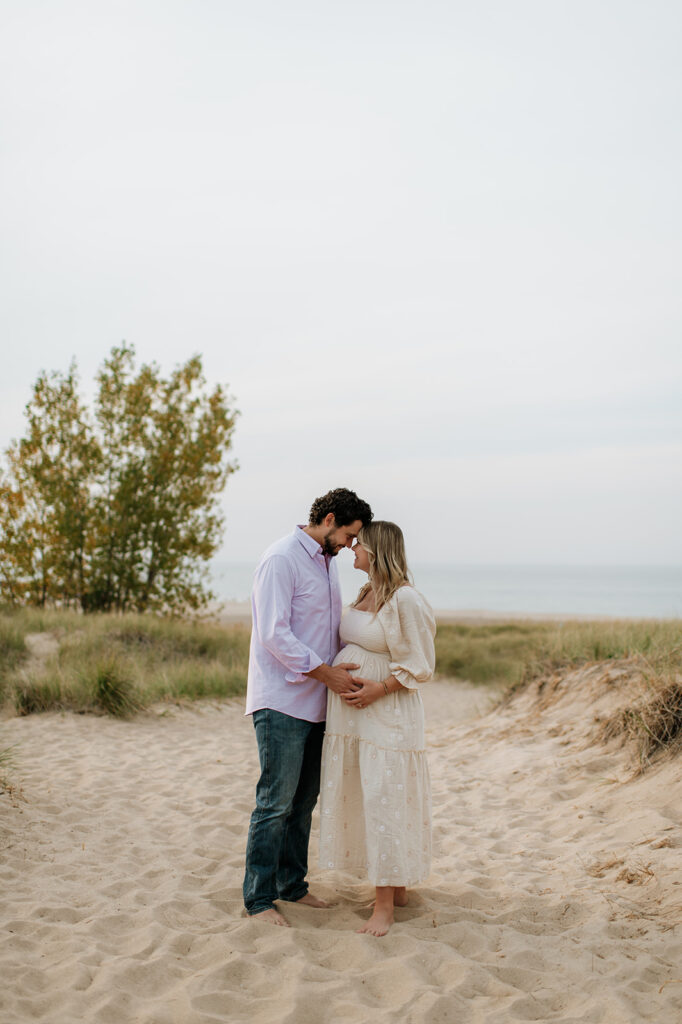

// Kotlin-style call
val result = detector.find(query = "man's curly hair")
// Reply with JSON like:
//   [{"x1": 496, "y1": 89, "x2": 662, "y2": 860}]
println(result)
[{"x1": 308, "y1": 488, "x2": 373, "y2": 528}]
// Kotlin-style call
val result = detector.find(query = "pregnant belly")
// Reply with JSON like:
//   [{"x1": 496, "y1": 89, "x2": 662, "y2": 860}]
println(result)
[{"x1": 332, "y1": 642, "x2": 390, "y2": 683}]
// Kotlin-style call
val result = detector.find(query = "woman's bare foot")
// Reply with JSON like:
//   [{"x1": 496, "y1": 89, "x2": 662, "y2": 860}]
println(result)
[
  {"x1": 249, "y1": 907, "x2": 289, "y2": 927},
  {"x1": 295, "y1": 892, "x2": 329, "y2": 908},
  {"x1": 357, "y1": 905, "x2": 394, "y2": 936},
  {"x1": 393, "y1": 887, "x2": 408, "y2": 907},
  {"x1": 357, "y1": 886, "x2": 395, "y2": 936}
]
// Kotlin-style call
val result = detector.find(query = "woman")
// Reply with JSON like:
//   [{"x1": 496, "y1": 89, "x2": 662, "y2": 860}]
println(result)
[{"x1": 319, "y1": 521, "x2": 436, "y2": 936}]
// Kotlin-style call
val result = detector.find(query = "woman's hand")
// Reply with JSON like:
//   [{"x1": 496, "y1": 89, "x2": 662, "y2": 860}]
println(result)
[{"x1": 340, "y1": 676, "x2": 384, "y2": 709}]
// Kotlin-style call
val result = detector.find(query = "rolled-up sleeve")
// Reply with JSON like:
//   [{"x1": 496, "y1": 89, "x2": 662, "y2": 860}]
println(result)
[
  {"x1": 379, "y1": 587, "x2": 436, "y2": 690},
  {"x1": 253, "y1": 556, "x2": 324, "y2": 683}
]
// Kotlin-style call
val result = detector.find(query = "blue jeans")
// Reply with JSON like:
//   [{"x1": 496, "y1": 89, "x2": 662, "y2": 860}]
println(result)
[{"x1": 243, "y1": 709, "x2": 325, "y2": 915}]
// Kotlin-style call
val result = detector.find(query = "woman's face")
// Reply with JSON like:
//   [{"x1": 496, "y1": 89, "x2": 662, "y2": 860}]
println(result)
[{"x1": 352, "y1": 540, "x2": 371, "y2": 574}]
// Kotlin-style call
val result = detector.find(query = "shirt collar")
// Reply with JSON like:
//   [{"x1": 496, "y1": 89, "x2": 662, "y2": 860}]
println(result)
[{"x1": 294, "y1": 525, "x2": 323, "y2": 558}]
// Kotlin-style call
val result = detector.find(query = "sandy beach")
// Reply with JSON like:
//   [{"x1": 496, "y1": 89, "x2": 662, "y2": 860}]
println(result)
[{"x1": 2, "y1": 665, "x2": 681, "y2": 1023}]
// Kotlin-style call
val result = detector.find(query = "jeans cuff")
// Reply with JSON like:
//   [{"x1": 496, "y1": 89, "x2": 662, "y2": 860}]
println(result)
[
  {"x1": 277, "y1": 884, "x2": 308, "y2": 903},
  {"x1": 245, "y1": 902, "x2": 277, "y2": 915}
]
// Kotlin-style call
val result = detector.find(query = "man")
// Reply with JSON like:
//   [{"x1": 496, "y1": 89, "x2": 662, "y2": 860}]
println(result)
[{"x1": 243, "y1": 487, "x2": 373, "y2": 926}]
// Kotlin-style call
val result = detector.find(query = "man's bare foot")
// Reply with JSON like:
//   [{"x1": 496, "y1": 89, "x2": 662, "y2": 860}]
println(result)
[
  {"x1": 357, "y1": 906, "x2": 394, "y2": 937},
  {"x1": 393, "y1": 887, "x2": 408, "y2": 907},
  {"x1": 248, "y1": 907, "x2": 289, "y2": 927},
  {"x1": 295, "y1": 892, "x2": 330, "y2": 908}
]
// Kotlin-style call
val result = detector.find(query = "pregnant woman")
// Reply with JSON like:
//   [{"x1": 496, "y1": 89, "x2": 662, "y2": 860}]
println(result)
[{"x1": 319, "y1": 520, "x2": 436, "y2": 936}]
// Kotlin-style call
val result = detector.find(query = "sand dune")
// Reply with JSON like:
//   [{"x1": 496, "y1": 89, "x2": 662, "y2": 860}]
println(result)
[{"x1": 2, "y1": 671, "x2": 681, "y2": 1023}]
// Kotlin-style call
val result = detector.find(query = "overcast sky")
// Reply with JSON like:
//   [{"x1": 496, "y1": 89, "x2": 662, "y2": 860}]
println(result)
[{"x1": 2, "y1": 1, "x2": 681, "y2": 565}]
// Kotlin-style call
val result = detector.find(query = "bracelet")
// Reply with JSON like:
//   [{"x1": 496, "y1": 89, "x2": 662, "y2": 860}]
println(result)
[{"x1": 382, "y1": 680, "x2": 389, "y2": 696}]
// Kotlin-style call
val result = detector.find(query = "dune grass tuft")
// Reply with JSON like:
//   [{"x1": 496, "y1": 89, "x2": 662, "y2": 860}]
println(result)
[
  {"x1": 90, "y1": 657, "x2": 142, "y2": 717},
  {"x1": 600, "y1": 679, "x2": 682, "y2": 769},
  {"x1": 14, "y1": 678, "x2": 65, "y2": 715}
]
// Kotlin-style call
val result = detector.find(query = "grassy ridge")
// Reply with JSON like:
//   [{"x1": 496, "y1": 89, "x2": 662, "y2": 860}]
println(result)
[
  {"x1": 434, "y1": 619, "x2": 682, "y2": 691},
  {"x1": 0, "y1": 608, "x2": 680, "y2": 718},
  {"x1": 436, "y1": 619, "x2": 682, "y2": 769},
  {"x1": 0, "y1": 608, "x2": 250, "y2": 716}
]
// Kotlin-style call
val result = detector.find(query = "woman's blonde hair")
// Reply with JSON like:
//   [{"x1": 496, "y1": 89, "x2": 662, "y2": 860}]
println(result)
[{"x1": 353, "y1": 520, "x2": 412, "y2": 611}]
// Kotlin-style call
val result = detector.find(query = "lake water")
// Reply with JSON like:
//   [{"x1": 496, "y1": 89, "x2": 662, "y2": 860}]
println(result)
[{"x1": 210, "y1": 559, "x2": 682, "y2": 619}]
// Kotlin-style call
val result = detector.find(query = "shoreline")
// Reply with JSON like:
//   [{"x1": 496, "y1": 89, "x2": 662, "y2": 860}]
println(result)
[{"x1": 213, "y1": 600, "x2": 680, "y2": 627}]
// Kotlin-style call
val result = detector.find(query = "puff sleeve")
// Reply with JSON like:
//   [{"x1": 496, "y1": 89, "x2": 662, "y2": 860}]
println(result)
[{"x1": 377, "y1": 586, "x2": 436, "y2": 690}]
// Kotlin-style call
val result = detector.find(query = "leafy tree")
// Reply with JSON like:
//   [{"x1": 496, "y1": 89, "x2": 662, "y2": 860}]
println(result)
[
  {"x1": 0, "y1": 365, "x2": 98, "y2": 608},
  {"x1": 0, "y1": 345, "x2": 238, "y2": 613}
]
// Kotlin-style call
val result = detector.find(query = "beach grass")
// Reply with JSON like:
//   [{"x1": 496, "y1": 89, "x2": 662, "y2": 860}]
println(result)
[
  {"x1": 434, "y1": 618, "x2": 682, "y2": 691},
  {"x1": 600, "y1": 679, "x2": 682, "y2": 768},
  {"x1": 0, "y1": 618, "x2": 28, "y2": 680},
  {"x1": 1, "y1": 608, "x2": 680, "y2": 727},
  {"x1": 0, "y1": 606, "x2": 250, "y2": 716}
]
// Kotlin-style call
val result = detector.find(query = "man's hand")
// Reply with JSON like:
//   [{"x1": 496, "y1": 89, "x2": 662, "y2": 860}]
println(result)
[{"x1": 307, "y1": 662, "x2": 361, "y2": 695}]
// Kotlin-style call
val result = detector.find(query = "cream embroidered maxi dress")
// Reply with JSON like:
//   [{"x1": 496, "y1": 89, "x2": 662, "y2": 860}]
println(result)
[{"x1": 319, "y1": 586, "x2": 436, "y2": 886}]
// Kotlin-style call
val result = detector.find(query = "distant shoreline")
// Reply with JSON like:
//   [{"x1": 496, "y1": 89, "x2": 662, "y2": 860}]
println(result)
[
  {"x1": 212, "y1": 601, "x2": 680, "y2": 627},
  {"x1": 210, "y1": 563, "x2": 682, "y2": 620}
]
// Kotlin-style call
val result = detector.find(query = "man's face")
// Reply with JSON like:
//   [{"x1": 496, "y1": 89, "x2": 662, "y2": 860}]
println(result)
[{"x1": 321, "y1": 518, "x2": 363, "y2": 557}]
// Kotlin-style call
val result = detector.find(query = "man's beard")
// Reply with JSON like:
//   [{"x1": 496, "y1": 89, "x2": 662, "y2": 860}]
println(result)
[{"x1": 321, "y1": 531, "x2": 342, "y2": 556}]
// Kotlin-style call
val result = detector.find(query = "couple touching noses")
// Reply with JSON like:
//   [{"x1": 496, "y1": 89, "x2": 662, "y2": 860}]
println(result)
[{"x1": 243, "y1": 488, "x2": 436, "y2": 936}]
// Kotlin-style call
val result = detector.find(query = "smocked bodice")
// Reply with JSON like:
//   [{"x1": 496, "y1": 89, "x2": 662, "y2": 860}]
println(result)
[{"x1": 339, "y1": 608, "x2": 389, "y2": 656}]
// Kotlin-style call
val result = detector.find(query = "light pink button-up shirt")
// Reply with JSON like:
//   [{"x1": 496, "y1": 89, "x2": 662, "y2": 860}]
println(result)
[{"x1": 245, "y1": 526, "x2": 343, "y2": 722}]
